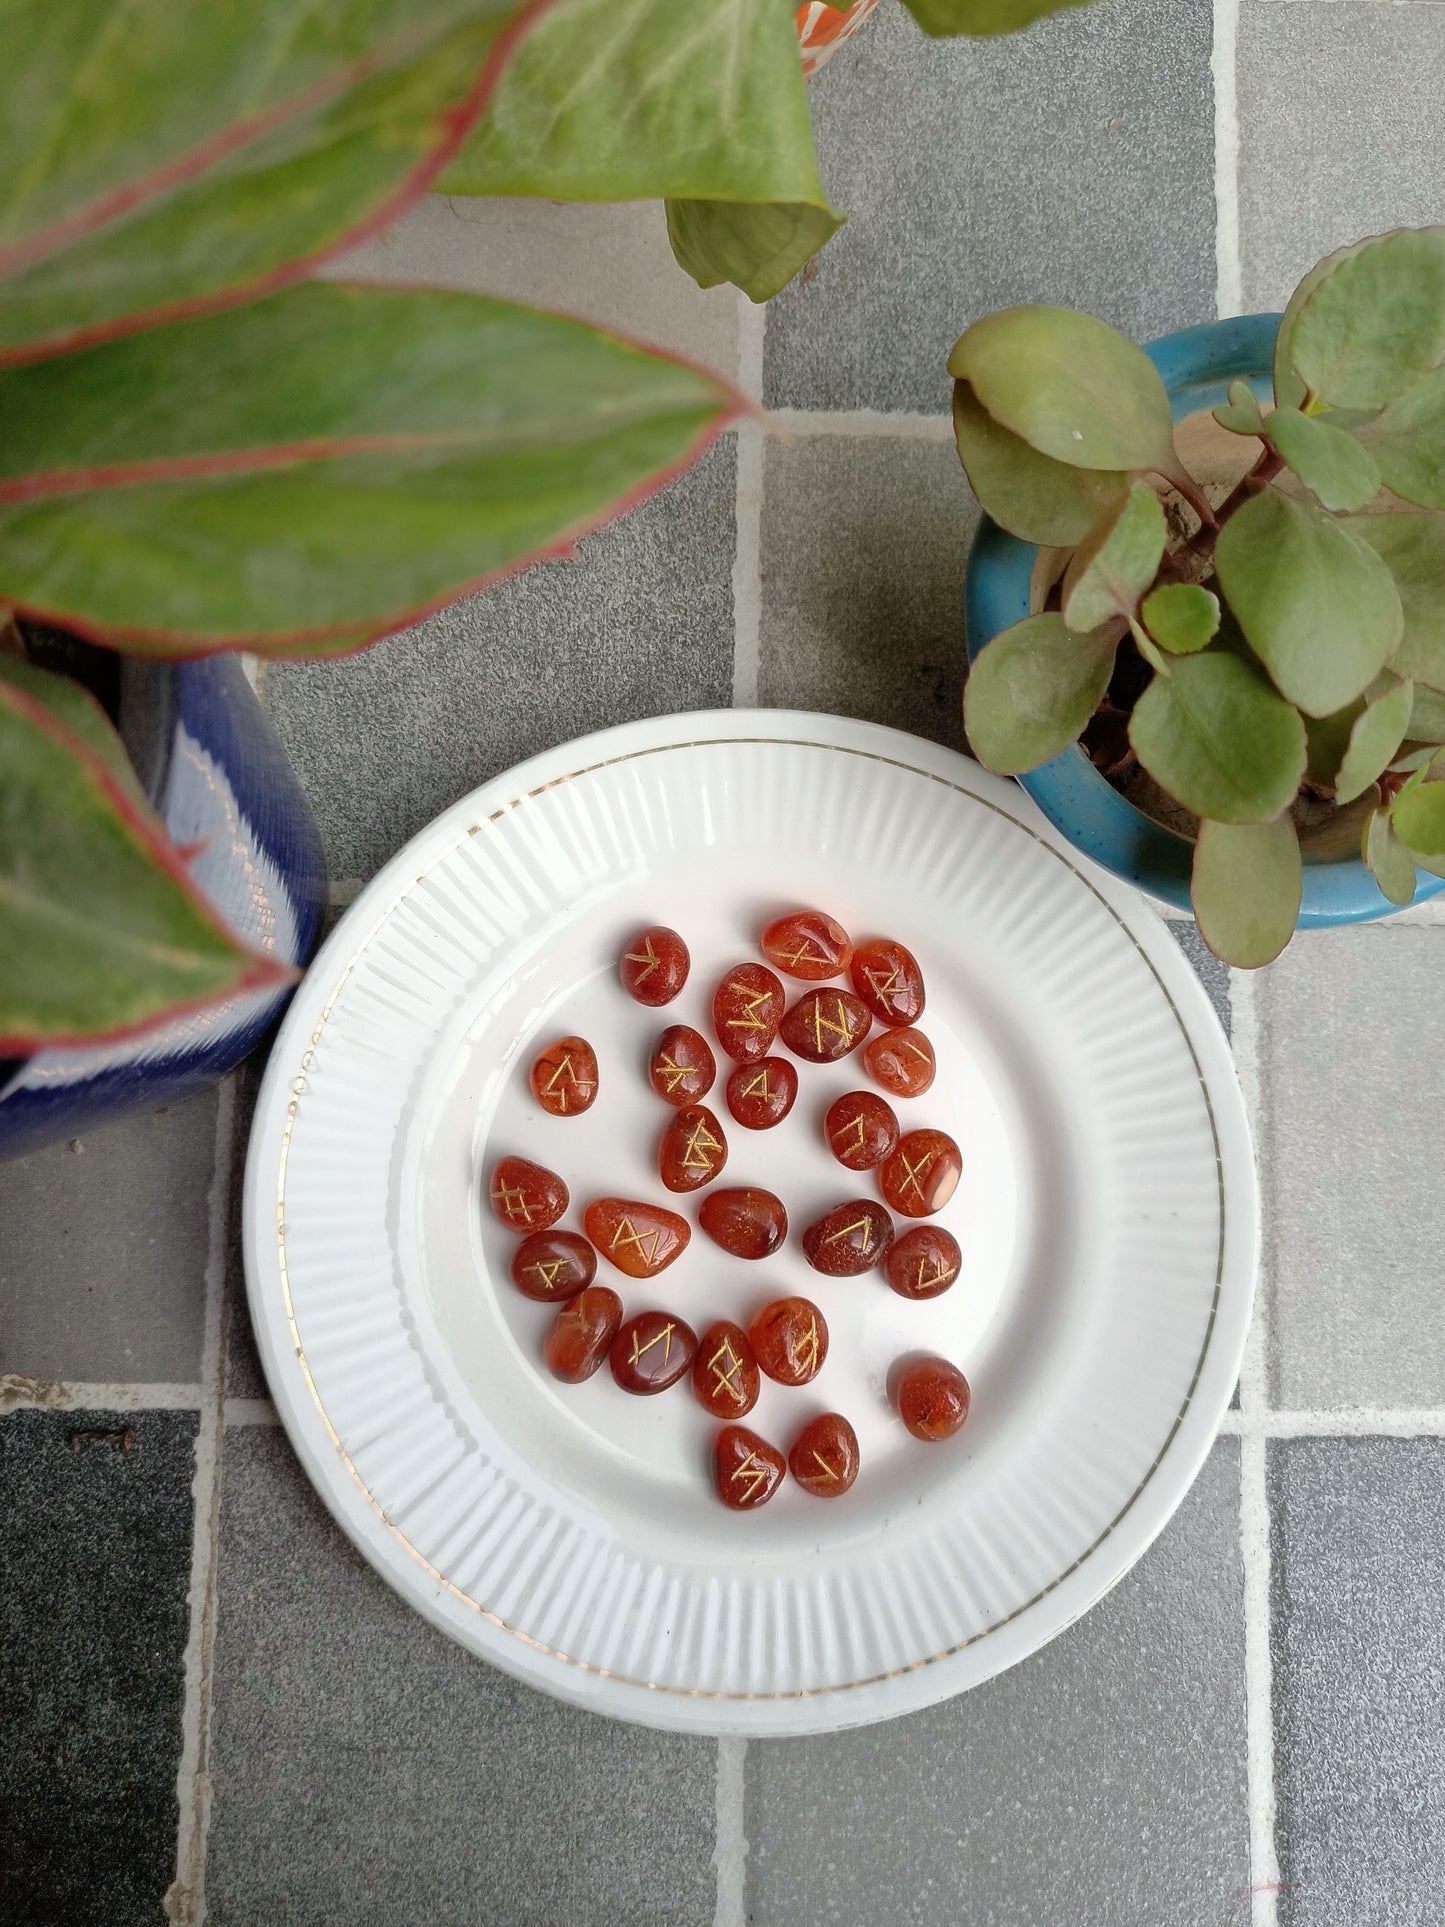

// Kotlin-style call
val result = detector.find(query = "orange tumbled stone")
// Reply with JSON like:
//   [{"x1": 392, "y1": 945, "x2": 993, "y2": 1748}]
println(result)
[
  {"x1": 489, "y1": 1156, "x2": 568, "y2": 1232},
  {"x1": 715, "y1": 1424, "x2": 786, "y2": 1510},
  {"x1": 693, "y1": 1320, "x2": 761, "y2": 1420},
  {"x1": 725, "y1": 1056, "x2": 798, "y2": 1131},
  {"x1": 789, "y1": 1413, "x2": 860, "y2": 1498},
  {"x1": 620, "y1": 925, "x2": 690, "y2": 1006},
  {"x1": 529, "y1": 1035, "x2": 599, "y2": 1117},
  {"x1": 801, "y1": 1200, "x2": 894, "y2": 1276},
  {"x1": 750, "y1": 1296, "x2": 828, "y2": 1386},
  {"x1": 509, "y1": 1229, "x2": 596, "y2": 1303},
  {"x1": 884, "y1": 1224, "x2": 962, "y2": 1301},
  {"x1": 779, "y1": 987, "x2": 871, "y2": 1064},
  {"x1": 583, "y1": 1196, "x2": 690, "y2": 1278},
  {"x1": 609, "y1": 1310, "x2": 698, "y2": 1394},
  {"x1": 850, "y1": 937, "x2": 926, "y2": 1027},
  {"x1": 880, "y1": 1129, "x2": 962, "y2": 1218},
  {"x1": 896, "y1": 1357, "x2": 971, "y2": 1441},
  {"x1": 712, "y1": 962, "x2": 784, "y2": 1063},
  {"x1": 699, "y1": 1186, "x2": 788, "y2": 1260},
  {"x1": 658, "y1": 1105, "x2": 728, "y2": 1193},
  {"x1": 824, "y1": 1090, "x2": 900, "y2": 1171},
  {"x1": 760, "y1": 909, "x2": 853, "y2": 981},
  {"x1": 648, "y1": 1024, "x2": 716, "y2": 1106},
  {"x1": 863, "y1": 1025, "x2": 936, "y2": 1097},
  {"x1": 543, "y1": 1286, "x2": 623, "y2": 1384}
]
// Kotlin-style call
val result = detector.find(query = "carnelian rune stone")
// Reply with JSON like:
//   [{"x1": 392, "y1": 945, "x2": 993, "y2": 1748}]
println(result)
[
  {"x1": 693, "y1": 1319, "x2": 761, "y2": 1420},
  {"x1": 609, "y1": 1310, "x2": 698, "y2": 1394},
  {"x1": 509, "y1": 1228, "x2": 597, "y2": 1303},
  {"x1": 789, "y1": 1412, "x2": 860, "y2": 1498},
  {"x1": 648, "y1": 1024, "x2": 716, "y2": 1106},
  {"x1": 779, "y1": 987, "x2": 871, "y2": 1064},
  {"x1": 699, "y1": 1186, "x2": 788, "y2": 1260},
  {"x1": 801, "y1": 1200, "x2": 894, "y2": 1276},
  {"x1": 715, "y1": 1424, "x2": 786, "y2": 1510},
  {"x1": 583, "y1": 1196, "x2": 690, "y2": 1278},
  {"x1": 725, "y1": 1056, "x2": 798, "y2": 1131},
  {"x1": 529, "y1": 1035, "x2": 599, "y2": 1117},
  {"x1": 751, "y1": 1296, "x2": 828, "y2": 1385},
  {"x1": 850, "y1": 937, "x2": 926, "y2": 1027},
  {"x1": 543, "y1": 1286, "x2": 623, "y2": 1384},
  {"x1": 761, "y1": 909, "x2": 853, "y2": 982},
  {"x1": 884, "y1": 1224, "x2": 962, "y2": 1301},
  {"x1": 489, "y1": 1156, "x2": 568, "y2": 1232},
  {"x1": 880, "y1": 1129, "x2": 962, "y2": 1218},
  {"x1": 620, "y1": 925, "x2": 689, "y2": 1007},
  {"x1": 713, "y1": 962, "x2": 784, "y2": 1063},
  {"x1": 824, "y1": 1090, "x2": 900, "y2": 1172},
  {"x1": 658, "y1": 1104, "x2": 728, "y2": 1193},
  {"x1": 896, "y1": 1357, "x2": 971, "y2": 1441},
  {"x1": 864, "y1": 1025, "x2": 936, "y2": 1098}
]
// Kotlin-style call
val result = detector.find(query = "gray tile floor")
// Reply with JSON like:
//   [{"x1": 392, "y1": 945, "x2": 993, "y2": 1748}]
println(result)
[{"x1": 5, "y1": 5, "x2": 1445, "y2": 1922}]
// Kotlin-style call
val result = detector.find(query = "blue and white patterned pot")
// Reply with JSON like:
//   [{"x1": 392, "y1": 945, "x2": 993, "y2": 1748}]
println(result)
[
  {"x1": 0, "y1": 654, "x2": 325, "y2": 1159},
  {"x1": 963, "y1": 312, "x2": 1445, "y2": 926}
]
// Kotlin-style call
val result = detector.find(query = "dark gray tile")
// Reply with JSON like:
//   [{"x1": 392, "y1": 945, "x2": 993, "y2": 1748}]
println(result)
[
  {"x1": 0, "y1": 1089, "x2": 219, "y2": 1385},
  {"x1": 262, "y1": 436, "x2": 737, "y2": 884},
  {"x1": 206, "y1": 1428, "x2": 718, "y2": 1927},
  {"x1": 757, "y1": 432, "x2": 975, "y2": 750},
  {"x1": 222, "y1": 1064, "x2": 267, "y2": 1403},
  {"x1": 1169, "y1": 919, "x2": 1232, "y2": 1036},
  {"x1": 0, "y1": 1408, "x2": 196, "y2": 1927},
  {"x1": 764, "y1": 0, "x2": 1215, "y2": 412},
  {"x1": 1271, "y1": 1437, "x2": 1445, "y2": 1926},
  {"x1": 746, "y1": 1439, "x2": 1248, "y2": 1926},
  {"x1": 1239, "y1": 1, "x2": 1445, "y2": 314}
]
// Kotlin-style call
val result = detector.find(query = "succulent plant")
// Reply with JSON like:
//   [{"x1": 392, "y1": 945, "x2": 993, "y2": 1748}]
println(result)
[{"x1": 954, "y1": 227, "x2": 1445, "y2": 966}]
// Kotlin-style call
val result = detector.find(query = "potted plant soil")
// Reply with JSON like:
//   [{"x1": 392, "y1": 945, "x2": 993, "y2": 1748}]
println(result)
[{"x1": 958, "y1": 227, "x2": 1445, "y2": 964}]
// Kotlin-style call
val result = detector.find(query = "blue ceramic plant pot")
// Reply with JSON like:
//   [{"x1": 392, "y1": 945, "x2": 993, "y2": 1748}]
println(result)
[
  {"x1": 963, "y1": 312, "x2": 1445, "y2": 925},
  {"x1": 0, "y1": 654, "x2": 325, "y2": 1159}
]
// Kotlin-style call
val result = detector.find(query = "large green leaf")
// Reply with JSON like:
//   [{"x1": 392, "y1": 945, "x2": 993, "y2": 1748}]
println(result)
[
  {"x1": 0, "y1": 0, "x2": 541, "y2": 361},
  {"x1": 1191, "y1": 817, "x2": 1301, "y2": 968},
  {"x1": 1392, "y1": 780, "x2": 1445, "y2": 858},
  {"x1": 1364, "y1": 805, "x2": 1418, "y2": 905},
  {"x1": 903, "y1": 0, "x2": 1099, "y2": 31},
  {"x1": 0, "y1": 655, "x2": 150, "y2": 810},
  {"x1": 1334, "y1": 674, "x2": 1414, "y2": 805},
  {"x1": 1128, "y1": 651, "x2": 1306, "y2": 823},
  {"x1": 665, "y1": 197, "x2": 842, "y2": 305},
  {"x1": 1283, "y1": 228, "x2": 1445, "y2": 410},
  {"x1": 951, "y1": 382, "x2": 1126, "y2": 545},
  {"x1": 1350, "y1": 513, "x2": 1445, "y2": 690},
  {"x1": 1357, "y1": 367, "x2": 1445, "y2": 510},
  {"x1": 1214, "y1": 490, "x2": 1403, "y2": 716},
  {"x1": 0, "y1": 281, "x2": 739, "y2": 653},
  {"x1": 963, "y1": 613, "x2": 1116, "y2": 774},
  {"x1": 1409, "y1": 682, "x2": 1445, "y2": 742},
  {"x1": 947, "y1": 306, "x2": 1182, "y2": 480},
  {"x1": 1266, "y1": 407, "x2": 1380, "y2": 512},
  {"x1": 1060, "y1": 483, "x2": 1165, "y2": 632},
  {"x1": 0, "y1": 678, "x2": 293, "y2": 1051}
]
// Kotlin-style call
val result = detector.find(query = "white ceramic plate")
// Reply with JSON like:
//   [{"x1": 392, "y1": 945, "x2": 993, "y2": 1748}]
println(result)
[{"x1": 243, "y1": 711, "x2": 1256, "y2": 1735}]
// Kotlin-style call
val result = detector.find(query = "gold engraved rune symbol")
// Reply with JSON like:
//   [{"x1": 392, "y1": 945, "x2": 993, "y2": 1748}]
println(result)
[
  {"x1": 811, "y1": 1450, "x2": 839, "y2": 1482},
  {"x1": 789, "y1": 1317, "x2": 821, "y2": 1378},
  {"x1": 524, "y1": 1259, "x2": 567, "y2": 1294},
  {"x1": 630, "y1": 1320, "x2": 676, "y2": 1367},
  {"x1": 906, "y1": 1038, "x2": 931, "y2": 1065},
  {"x1": 811, "y1": 997, "x2": 854, "y2": 1055},
  {"x1": 708, "y1": 1337, "x2": 745, "y2": 1404},
  {"x1": 916, "y1": 1254, "x2": 958, "y2": 1294},
  {"x1": 825, "y1": 1214, "x2": 874, "y2": 1252},
  {"x1": 782, "y1": 938, "x2": 823, "y2": 969},
  {"x1": 740, "y1": 1068, "x2": 771, "y2": 1101},
  {"x1": 625, "y1": 938, "x2": 660, "y2": 985},
  {"x1": 656, "y1": 1053, "x2": 692, "y2": 1095},
  {"x1": 491, "y1": 1180, "x2": 536, "y2": 1224},
  {"x1": 610, "y1": 1217, "x2": 662, "y2": 1267},
  {"x1": 725, "y1": 983, "x2": 773, "y2": 1031},
  {"x1": 682, "y1": 1117, "x2": 724, "y2": 1172},
  {"x1": 865, "y1": 964, "x2": 902, "y2": 1003},
  {"x1": 732, "y1": 1452, "x2": 767, "y2": 1503},
  {"x1": 832, "y1": 1114, "x2": 868, "y2": 1157},
  {"x1": 897, "y1": 1149, "x2": 935, "y2": 1207},
  {"x1": 543, "y1": 1053, "x2": 593, "y2": 1113}
]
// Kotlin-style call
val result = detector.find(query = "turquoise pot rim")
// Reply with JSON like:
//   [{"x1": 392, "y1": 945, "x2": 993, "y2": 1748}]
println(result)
[{"x1": 962, "y1": 311, "x2": 1445, "y2": 927}]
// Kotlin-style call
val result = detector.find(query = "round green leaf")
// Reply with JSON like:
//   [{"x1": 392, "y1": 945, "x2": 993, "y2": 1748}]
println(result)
[
  {"x1": 1365, "y1": 805, "x2": 1420, "y2": 905},
  {"x1": 1392, "y1": 779, "x2": 1445, "y2": 857},
  {"x1": 666, "y1": 197, "x2": 843, "y2": 304},
  {"x1": 1060, "y1": 483, "x2": 1166, "y2": 632},
  {"x1": 1140, "y1": 582, "x2": 1220, "y2": 655},
  {"x1": 1334, "y1": 675, "x2": 1415, "y2": 804},
  {"x1": 1191, "y1": 817, "x2": 1302, "y2": 967},
  {"x1": 1128, "y1": 650, "x2": 1307, "y2": 823},
  {"x1": 1408, "y1": 682, "x2": 1445, "y2": 740},
  {"x1": 947, "y1": 305, "x2": 1180, "y2": 477},
  {"x1": 963, "y1": 613, "x2": 1117, "y2": 775},
  {"x1": 1286, "y1": 228, "x2": 1445, "y2": 409},
  {"x1": 1214, "y1": 378, "x2": 1266, "y2": 438},
  {"x1": 1266, "y1": 407, "x2": 1381, "y2": 511},
  {"x1": 1214, "y1": 490, "x2": 1403, "y2": 716},
  {"x1": 1349, "y1": 513, "x2": 1445, "y2": 690},
  {"x1": 1359, "y1": 366, "x2": 1445, "y2": 509},
  {"x1": 951, "y1": 382, "x2": 1127, "y2": 545}
]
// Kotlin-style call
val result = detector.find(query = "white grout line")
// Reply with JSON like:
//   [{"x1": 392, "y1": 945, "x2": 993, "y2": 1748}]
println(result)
[
  {"x1": 222, "y1": 1397, "x2": 280, "y2": 1428},
  {"x1": 1211, "y1": 0, "x2": 1244, "y2": 319},
  {"x1": 165, "y1": 1078, "x2": 236, "y2": 1927},
  {"x1": 0, "y1": 1378, "x2": 203, "y2": 1412},
  {"x1": 731, "y1": 292, "x2": 766, "y2": 709},
  {"x1": 712, "y1": 1735, "x2": 749, "y2": 1927},
  {"x1": 768, "y1": 406, "x2": 953, "y2": 441}
]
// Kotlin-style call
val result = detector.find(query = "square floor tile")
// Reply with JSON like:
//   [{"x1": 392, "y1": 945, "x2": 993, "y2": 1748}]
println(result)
[
  {"x1": 757, "y1": 432, "x2": 975, "y2": 749},
  {"x1": 262, "y1": 437, "x2": 737, "y2": 885},
  {"x1": 205, "y1": 1428, "x2": 719, "y2": 1927},
  {"x1": 1271, "y1": 1436, "x2": 1445, "y2": 1925},
  {"x1": 1239, "y1": 1, "x2": 1445, "y2": 312},
  {"x1": 1256, "y1": 927, "x2": 1445, "y2": 1410},
  {"x1": 0, "y1": 1090, "x2": 219, "y2": 1386},
  {"x1": 745, "y1": 1440, "x2": 1247, "y2": 1926},
  {"x1": 1, "y1": 1408, "x2": 196, "y2": 1927},
  {"x1": 764, "y1": 0, "x2": 1215, "y2": 412}
]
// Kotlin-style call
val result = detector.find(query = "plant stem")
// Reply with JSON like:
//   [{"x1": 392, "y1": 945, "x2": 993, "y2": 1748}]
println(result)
[{"x1": 1187, "y1": 445, "x2": 1285, "y2": 565}]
